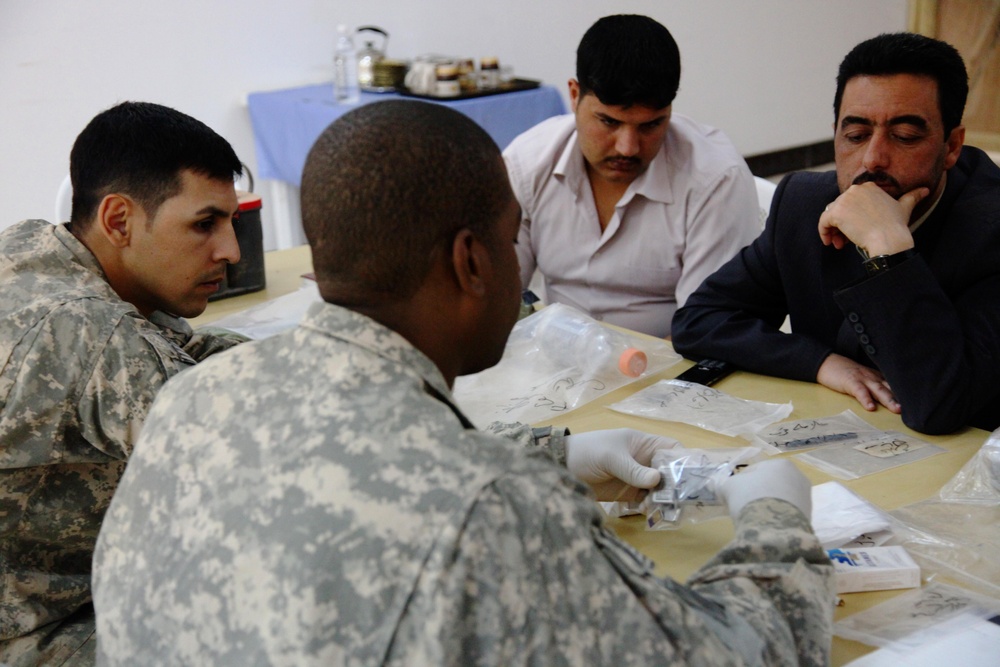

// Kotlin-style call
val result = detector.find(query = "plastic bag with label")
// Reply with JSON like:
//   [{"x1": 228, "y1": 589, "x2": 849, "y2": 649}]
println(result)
[
  {"x1": 749, "y1": 409, "x2": 882, "y2": 454},
  {"x1": 794, "y1": 429, "x2": 945, "y2": 480},
  {"x1": 607, "y1": 379, "x2": 792, "y2": 437}
]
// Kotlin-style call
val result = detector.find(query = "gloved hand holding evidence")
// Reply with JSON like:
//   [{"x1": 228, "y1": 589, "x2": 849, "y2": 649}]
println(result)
[
  {"x1": 718, "y1": 459, "x2": 812, "y2": 519},
  {"x1": 565, "y1": 428, "x2": 680, "y2": 502}
]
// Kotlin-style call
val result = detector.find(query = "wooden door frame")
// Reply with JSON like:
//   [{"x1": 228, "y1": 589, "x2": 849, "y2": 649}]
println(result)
[{"x1": 909, "y1": 0, "x2": 1000, "y2": 152}]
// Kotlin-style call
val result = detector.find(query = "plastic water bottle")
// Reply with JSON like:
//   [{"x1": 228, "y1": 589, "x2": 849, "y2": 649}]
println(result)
[
  {"x1": 535, "y1": 310, "x2": 647, "y2": 379},
  {"x1": 333, "y1": 24, "x2": 360, "y2": 105}
]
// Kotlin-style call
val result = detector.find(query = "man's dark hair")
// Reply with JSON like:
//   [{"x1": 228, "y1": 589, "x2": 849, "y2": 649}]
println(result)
[
  {"x1": 576, "y1": 14, "x2": 681, "y2": 109},
  {"x1": 834, "y1": 32, "x2": 968, "y2": 137},
  {"x1": 69, "y1": 101, "x2": 242, "y2": 227},
  {"x1": 301, "y1": 100, "x2": 511, "y2": 304}
]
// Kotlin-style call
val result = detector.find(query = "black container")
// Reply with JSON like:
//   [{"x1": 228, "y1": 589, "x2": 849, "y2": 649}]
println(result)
[{"x1": 210, "y1": 191, "x2": 266, "y2": 300}]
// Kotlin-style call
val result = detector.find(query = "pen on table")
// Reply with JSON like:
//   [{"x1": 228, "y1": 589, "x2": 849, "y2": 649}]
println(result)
[{"x1": 780, "y1": 432, "x2": 857, "y2": 449}]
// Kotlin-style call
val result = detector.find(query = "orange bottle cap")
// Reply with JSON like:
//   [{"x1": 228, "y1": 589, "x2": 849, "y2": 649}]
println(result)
[{"x1": 618, "y1": 348, "x2": 647, "y2": 377}]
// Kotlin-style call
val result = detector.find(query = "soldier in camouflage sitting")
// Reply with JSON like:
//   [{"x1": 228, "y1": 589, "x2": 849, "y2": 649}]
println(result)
[
  {"x1": 0, "y1": 101, "x2": 247, "y2": 665},
  {"x1": 93, "y1": 101, "x2": 834, "y2": 665}
]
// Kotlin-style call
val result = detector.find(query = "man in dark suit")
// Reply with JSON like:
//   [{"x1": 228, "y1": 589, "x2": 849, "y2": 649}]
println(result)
[{"x1": 672, "y1": 32, "x2": 1000, "y2": 435}]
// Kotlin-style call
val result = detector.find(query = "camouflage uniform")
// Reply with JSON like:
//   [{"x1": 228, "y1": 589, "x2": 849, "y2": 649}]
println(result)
[
  {"x1": 93, "y1": 301, "x2": 834, "y2": 666},
  {"x1": 0, "y1": 220, "x2": 243, "y2": 666}
]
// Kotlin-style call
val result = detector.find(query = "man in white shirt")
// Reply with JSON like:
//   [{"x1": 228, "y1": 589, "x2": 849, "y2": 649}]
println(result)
[{"x1": 504, "y1": 14, "x2": 759, "y2": 337}]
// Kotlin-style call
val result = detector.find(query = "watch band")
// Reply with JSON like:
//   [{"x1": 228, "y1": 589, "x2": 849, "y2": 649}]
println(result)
[{"x1": 863, "y1": 248, "x2": 917, "y2": 276}]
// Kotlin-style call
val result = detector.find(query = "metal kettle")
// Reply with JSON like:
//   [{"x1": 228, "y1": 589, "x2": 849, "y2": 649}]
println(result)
[{"x1": 356, "y1": 26, "x2": 388, "y2": 89}]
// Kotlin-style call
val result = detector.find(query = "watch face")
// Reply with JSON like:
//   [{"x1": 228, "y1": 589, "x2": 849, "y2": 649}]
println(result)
[{"x1": 864, "y1": 255, "x2": 891, "y2": 276}]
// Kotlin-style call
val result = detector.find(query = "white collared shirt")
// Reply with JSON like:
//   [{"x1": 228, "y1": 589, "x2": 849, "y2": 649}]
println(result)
[{"x1": 504, "y1": 113, "x2": 759, "y2": 337}]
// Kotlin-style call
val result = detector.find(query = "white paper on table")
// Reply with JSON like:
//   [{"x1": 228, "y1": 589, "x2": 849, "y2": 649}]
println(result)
[{"x1": 810, "y1": 481, "x2": 893, "y2": 550}]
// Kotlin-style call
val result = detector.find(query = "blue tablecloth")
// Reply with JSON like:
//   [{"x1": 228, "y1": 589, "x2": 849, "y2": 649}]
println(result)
[{"x1": 247, "y1": 83, "x2": 567, "y2": 187}]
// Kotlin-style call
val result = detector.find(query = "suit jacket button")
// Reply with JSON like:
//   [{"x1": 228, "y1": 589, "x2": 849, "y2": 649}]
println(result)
[
  {"x1": 859, "y1": 334, "x2": 870, "y2": 344},
  {"x1": 848, "y1": 312, "x2": 860, "y2": 323},
  {"x1": 854, "y1": 323, "x2": 865, "y2": 334},
  {"x1": 865, "y1": 344, "x2": 876, "y2": 355}
]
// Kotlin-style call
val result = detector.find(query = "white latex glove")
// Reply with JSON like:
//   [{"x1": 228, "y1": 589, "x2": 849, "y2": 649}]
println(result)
[
  {"x1": 718, "y1": 459, "x2": 812, "y2": 519},
  {"x1": 565, "y1": 428, "x2": 681, "y2": 502}
]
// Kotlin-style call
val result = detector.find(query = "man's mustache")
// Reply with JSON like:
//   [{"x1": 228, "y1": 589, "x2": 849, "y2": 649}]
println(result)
[
  {"x1": 853, "y1": 171, "x2": 901, "y2": 190},
  {"x1": 604, "y1": 156, "x2": 641, "y2": 166}
]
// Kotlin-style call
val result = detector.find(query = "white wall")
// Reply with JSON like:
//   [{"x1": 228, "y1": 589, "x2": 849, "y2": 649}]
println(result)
[{"x1": 0, "y1": 0, "x2": 908, "y2": 234}]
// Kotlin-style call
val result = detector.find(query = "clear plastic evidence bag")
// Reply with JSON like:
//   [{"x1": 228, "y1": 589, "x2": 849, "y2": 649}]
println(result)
[{"x1": 454, "y1": 304, "x2": 680, "y2": 426}]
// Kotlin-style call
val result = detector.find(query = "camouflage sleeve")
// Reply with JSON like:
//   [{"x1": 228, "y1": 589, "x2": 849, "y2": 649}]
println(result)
[
  {"x1": 387, "y1": 472, "x2": 832, "y2": 665},
  {"x1": 147, "y1": 311, "x2": 247, "y2": 362},
  {"x1": 182, "y1": 327, "x2": 249, "y2": 361},
  {"x1": 687, "y1": 497, "x2": 834, "y2": 666},
  {"x1": 76, "y1": 322, "x2": 194, "y2": 459},
  {"x1": 483, "y1": 421, "x2": 568, "y2": 466}
]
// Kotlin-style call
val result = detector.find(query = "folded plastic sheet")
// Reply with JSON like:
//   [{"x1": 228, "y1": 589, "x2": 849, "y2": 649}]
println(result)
[{"x1": 888, "y1": 431, "x2": 1000, "y2": 595}]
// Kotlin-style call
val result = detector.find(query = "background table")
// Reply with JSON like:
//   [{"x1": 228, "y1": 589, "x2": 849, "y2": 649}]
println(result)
[
  {"x1": 193, "y1": 245, "x2": 990, "y2": 665},
  {"x1": 246, "y1": 83, "x2": 567, "y2": 249}
]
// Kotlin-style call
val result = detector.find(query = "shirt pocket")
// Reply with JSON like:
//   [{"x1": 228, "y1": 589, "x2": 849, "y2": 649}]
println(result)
[{"x1": 615, "y1": 263, "x2": 682, "y2": 298}]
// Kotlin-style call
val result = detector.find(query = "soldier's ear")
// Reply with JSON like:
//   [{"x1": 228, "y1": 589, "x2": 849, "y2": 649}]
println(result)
[
  {"x1": 95, "y1": 194, "x2": 134, "y2": 248},
  {"x1": 451, "y1": 228, "x2": 489, "y2": 298}
]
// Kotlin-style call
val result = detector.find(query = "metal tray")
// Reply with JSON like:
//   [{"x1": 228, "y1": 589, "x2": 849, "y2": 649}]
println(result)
[
  {"x1": 397, "y1": 77, "x2": 541, "y2": 101},
  {"x1": 361, "y1": 85, "x2": 400, "y2": 94}
]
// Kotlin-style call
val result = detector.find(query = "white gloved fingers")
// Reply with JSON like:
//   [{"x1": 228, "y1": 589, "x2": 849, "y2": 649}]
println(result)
[
  {"x1": 565, "y1": 429, "x2": 671, "y2": 501},
  {"x1": 611, "y1": 451, "x2": 661, "y2": 490},
  {"x1": 566, "y1": 429, "x2": 679, "y2": 477},
  {"x1": 625, "y1": 431, "x2": 683, "y2": 466},
  {"x1": 719, "y1": 459, "x2": 812, "y2": 519}
]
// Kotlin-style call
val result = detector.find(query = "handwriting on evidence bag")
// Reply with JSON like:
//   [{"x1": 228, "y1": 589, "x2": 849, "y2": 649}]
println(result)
[
  {"x1": 854, "y1": 436, "x2": 927, "y2": 458},
  {"x1": 502, "y1": 376, "x2": 607, "y2": 414}
]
